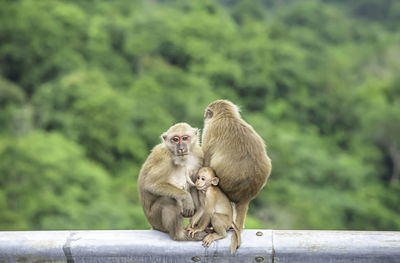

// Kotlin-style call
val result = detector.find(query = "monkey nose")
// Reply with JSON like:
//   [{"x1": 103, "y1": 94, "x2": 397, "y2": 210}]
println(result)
[{"x1": 177, "y1": 149, "x2": 186, "y2": 157}]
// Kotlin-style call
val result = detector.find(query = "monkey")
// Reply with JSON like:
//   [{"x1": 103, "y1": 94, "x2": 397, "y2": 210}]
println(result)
[
  {"x1": 186, "y1": 167, "x2": 241, "y2": 254},
  {"x1": 202, "y1": 100, "x2": 272, "y2": 251},
  {"x1": 138, "y1": 122, "x2": 206, "y2": 241}
]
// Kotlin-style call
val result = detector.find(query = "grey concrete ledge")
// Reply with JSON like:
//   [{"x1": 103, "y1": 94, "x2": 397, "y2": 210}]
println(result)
[{"x1": 0, "y1": 229, "x2": 399, "y2": 263}]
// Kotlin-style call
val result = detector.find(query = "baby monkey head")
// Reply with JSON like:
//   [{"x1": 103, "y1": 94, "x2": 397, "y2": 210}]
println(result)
[{"x1": 195, "y1": 167, "x2": 219, "y2": 192}]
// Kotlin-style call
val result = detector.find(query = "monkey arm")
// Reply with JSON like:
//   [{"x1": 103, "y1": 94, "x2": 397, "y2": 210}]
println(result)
[
  {"x1": 145, "y1": 182, "x2": 189, "y2": 201},
  {"x1": 196, "y1": 214, "x2": 211, "y2": 231},
  {"x1": 202, "y1": 124, "x2": 219, "y2": 167},
  {"x1": 202, "y1": 129, "x2": 214, "y2": 167},
  {"x1": 202, "y1": 142, "x2": 215, "y2": 167},
  {"x1": 196, "y1": 191, "x2": 217, "y2": 230},
  {"x1": 189, "y1": 187, "x2": 200, "y2": 211},
  {"x1": 190, "y1": 208, "x2": 205, "y2": 227},
  {"x1": 187, "y1": 210, "x2": 210, "y2": 238},
  {"x1": 145, "y1": 182, "x2": 195, "y2": 217}
]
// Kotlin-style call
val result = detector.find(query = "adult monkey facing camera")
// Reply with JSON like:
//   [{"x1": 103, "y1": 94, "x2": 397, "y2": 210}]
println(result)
[
  {"x1": 202, "y1": 100, "x2": 272, "y2": 251},
  {"x1": 187, "y1": 167, "x2": 241, "y2": 254},
  {"x1": 138, "y1": 123, "x2": 205, "y2": 241}
]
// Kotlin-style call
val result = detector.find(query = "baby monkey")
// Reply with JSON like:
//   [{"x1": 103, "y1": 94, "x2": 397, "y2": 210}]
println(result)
[{"x1": 187, "y1": 167, "x2": 241, "y2": 254}]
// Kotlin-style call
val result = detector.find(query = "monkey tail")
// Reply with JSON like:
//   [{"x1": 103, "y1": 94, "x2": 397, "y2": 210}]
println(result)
[{"x1": 230, "y1": 223, "x2": 241, "y2": 254}]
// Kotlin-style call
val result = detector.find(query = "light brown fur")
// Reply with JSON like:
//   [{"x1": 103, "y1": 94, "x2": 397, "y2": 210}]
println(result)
[
  {"x1": 187, "y1": 167, "x2": 241, "y2": 254},
  {"x1": 138, "y1": 123, "x2": 205, "y2": 241},
  {"x1": 202, "y1": 100, "x2": 272, "y2": 251}
]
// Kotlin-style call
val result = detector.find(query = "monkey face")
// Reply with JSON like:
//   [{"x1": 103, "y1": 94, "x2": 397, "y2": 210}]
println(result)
[
  {"x1": 161, "y1": 123, "x2": 199, "y2": 159},
  {"x1": 169, "y1": 134, "x2": 191, "y2": 157},
  {"x1": 195, "y1": 172, "x2": 207, "y2": 189},
  {"x1": 195, "y1": 168, "x2": 219, "y2": 191}
]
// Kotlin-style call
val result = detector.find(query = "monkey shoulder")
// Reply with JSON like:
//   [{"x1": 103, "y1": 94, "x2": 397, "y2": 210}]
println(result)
[
  {"x1": 150, "y1": 144, "x2": 171, "y2": 158},
  {"x1": 192, "y1": 144, "x2": 204, "y2": 159},
  {"x1": 206, "y1": 187, "x2": 228, "y2": 203},
  {"x1": 214, "y1": 118, "x2": 267, "y2": 156},
  {"x1": 140, "y1": 144, "x2": 173, "y2": 180},
  {"x1": 205, "y1": 187, "x2": 218, "y2": 197},
  {"x1": 209, "y1": 118, "x2": 244, "y2": 140}
]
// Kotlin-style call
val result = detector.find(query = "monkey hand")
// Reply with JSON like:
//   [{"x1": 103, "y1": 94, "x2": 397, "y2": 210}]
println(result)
[{"x1": 181, "y1": 195, "x2": 195, "y2": 217}]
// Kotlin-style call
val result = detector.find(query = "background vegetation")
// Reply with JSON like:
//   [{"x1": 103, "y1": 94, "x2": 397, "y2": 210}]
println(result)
[{"x1": 0, "y1": 0, "x2": 399, "y2": 231}]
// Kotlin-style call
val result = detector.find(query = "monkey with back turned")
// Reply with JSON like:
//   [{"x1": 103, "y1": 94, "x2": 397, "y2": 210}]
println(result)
[{"x1": 202, "y1": 100, "x2": 272, "y2": 251}]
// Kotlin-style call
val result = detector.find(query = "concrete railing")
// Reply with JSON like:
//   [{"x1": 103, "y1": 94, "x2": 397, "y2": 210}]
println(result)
[{"x1": 0, "y1": 229, "x2": 399, "y2": 262}]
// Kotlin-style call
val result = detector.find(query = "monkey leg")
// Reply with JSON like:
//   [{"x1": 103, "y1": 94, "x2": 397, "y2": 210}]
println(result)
[
  {"x1": 229, "y1": 201, "x2": 248, "y2": 250},
  {"x1": 234, "y1": 201, "x2": 249, "y2": 231},
  {"x1": 202, "y1": 213, "x2": 229, "y2": 247},
  {"x1": 146, "y1": 197, "x2": 172, "y2": 232},
  {"x1": 157, "y1": 199, "x2": 206, "y2": 241}
]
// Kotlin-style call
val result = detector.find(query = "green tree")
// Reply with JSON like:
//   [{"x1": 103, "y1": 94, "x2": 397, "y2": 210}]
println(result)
[{"x1": 0, "y1": 131, "x2": 148, "y2": 230}]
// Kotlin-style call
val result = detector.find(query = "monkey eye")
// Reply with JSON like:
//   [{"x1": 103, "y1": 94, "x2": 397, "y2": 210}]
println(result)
[
  {"x1": 201, "y1": 177, "x2": 205, "y2": 181},
  {"x1": 182, "y1": 136, "x2": 189, "y2": 141},
  {"x1": 171, "y1": 137, "x2": 179, "y2": 143}
]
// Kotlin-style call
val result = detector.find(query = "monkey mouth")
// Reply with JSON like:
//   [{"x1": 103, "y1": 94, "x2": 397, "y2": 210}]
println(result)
[
  {"x1": 177, "y1": 153, "x2": 188, "y2": 158},
  {"x1": 196, "y1": 186, "x2": 206, "y2": 192}
]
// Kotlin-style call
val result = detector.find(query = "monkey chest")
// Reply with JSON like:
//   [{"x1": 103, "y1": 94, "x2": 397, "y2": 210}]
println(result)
[
  {"x1": 185, "y1": 156, "x2": 202, "y2": 175},
  {"x1": 169, "y1": 168, "x2": 190, "y2": 190}
]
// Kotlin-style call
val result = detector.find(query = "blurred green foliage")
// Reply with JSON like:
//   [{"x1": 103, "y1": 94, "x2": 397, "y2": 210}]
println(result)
[{"x1": 0, "y1": 0, "x2": 399, "y2": 231}]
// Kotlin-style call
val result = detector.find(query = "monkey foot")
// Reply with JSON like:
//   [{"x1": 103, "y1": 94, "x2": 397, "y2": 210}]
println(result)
[
  {"x1": 202, "y1": 234, "x2": 217, "y2": 247},
  {"x1": 184, "y1": 229, "x2": 207, "y2": 241},
  {"x1": 187, "y1": 228, "x2": 201, "y2": 238}
]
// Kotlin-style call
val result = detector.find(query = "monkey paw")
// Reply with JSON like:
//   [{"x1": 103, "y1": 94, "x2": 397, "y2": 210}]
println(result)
[
  {"x1": 181, "y1": 207, "x2": 194, "y2": 217},
  {"x1": 202, "y1": 234, "x2": 216, "y2": 247},
  {"x1": 181, "y1": 197, "x2": 195, "y2": 217}
]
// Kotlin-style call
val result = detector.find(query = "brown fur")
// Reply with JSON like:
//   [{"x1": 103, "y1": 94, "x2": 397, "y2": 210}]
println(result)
[
  {"x1": 138, "y1": 123, "x2": 206, "y2": 241},
  {"x1": 202, "y1": 100, "x2": 272, "y2": 251},
  {"x1": 187, "y1": 167, "x2": 241, "y2": 254}
]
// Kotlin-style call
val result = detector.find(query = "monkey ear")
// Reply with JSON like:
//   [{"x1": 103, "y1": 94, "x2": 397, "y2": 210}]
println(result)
[
  {"x1": 161, "y1": 133, "x2": 167, "y2": 142},
  {"x1": 211, "y1": 177, "x2": 219, "y2": 186},
  {"x1": 193, "y1": 128, "x2": 199, "y2": 136},
  {"x1": 235, "y1": 105, "x2": 241, "y2": 112}
]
